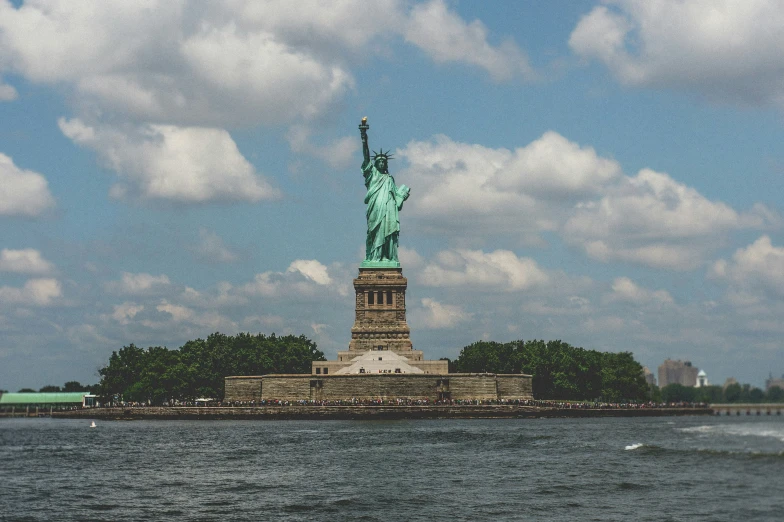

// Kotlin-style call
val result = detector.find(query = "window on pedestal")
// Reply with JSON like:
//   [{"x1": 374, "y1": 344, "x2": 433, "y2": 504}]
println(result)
[{"x1": 366, "y1": 290, "x2": 396, "y2": 307}]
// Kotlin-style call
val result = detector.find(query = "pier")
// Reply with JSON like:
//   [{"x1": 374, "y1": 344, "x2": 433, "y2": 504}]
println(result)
[{"x1": 710, "y1": 403, "x2": 784, "y2": 416}]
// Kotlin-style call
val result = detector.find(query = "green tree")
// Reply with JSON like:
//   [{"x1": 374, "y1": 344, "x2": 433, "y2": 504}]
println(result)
[
  {"x1": 439, "y1": 357, "x2": 458, "y2": 373},
  {"x1": 454, "y1": 341, "x2": 513, "y2": 373},
  {"x1": 98, "y1": 343, "x2": 146, "y2": 402},
  {"x1": 649, "y1": 385, "x2": 662, "y2": 403},
  {"x1": 452, "y1": 338, "x2": 647, "y2": 401},
  {"x1": 695, "y1": 385, "x2": 723, "y2": 404},
  {"x1": 724, "y1": 383, "x2": 742, "y2": 403},
  {"x1": 661, "y1": 383, "x2": 697, "y2": 402},
  {"x1": 767, "y1": 386, "x2": 784, "y2": 402},
  {"x1": 17, "y1": 388, "x2": 36, "y2": 393},
  {"x1": 63, "y1": 381, "x2": 89, "y2": 392},
  {"x1": 97, "y1": 332, "x2": 325, "y2": 402},
  {"x1": 748, "y1": 387, "x2": 765, "y2": 403},
  {"x1": 599, "y1": 352, "x2": 648, "y2": 402},
  {"x1": 39, "y1": 385, "x2": 62, "y2": 392}
]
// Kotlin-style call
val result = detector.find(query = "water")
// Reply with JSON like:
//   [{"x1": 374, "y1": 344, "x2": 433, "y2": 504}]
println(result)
[{"x1": 1, "y1": 415, "x2": 782, "y2": 521}]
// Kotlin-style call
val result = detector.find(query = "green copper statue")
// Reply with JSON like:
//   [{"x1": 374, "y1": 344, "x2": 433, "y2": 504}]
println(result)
[{"x1": 359, "y1": 117, "x2": 410, "y2": 268}]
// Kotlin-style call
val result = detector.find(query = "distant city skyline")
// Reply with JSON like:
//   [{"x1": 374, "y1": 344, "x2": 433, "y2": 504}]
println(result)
[{"x1": 1, "y1": 1, "x2": 783, "y2": 391}]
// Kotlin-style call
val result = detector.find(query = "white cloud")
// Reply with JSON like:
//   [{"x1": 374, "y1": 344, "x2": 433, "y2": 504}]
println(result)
[
  {"x1": 0, "y1": 80, "x2": 17, "y2": 101},
  {"x1": 178, "y1": 22, "x2": 354, "y2": 124},
  {"x1": 154, "y1": 300, "x2": 238, "y2": 331},
  {"x1": 286, "y1": 259, "x2": 332, "y2": 285},
  {"x1": 0, "y1": 278, "x2": 61, "y2": 306},
  {"x1": 711, "y1": 236, "x2": 784, "y2": 296},
  {"x1": 398, "y1": 246, "x2": 425, "y2": 269},
  {"x1": 405, "y1": 0, "x2": 533, "y2": 81},
  {"x1": 563, "y1": 168, "x2": 776, "y2": 270},
  {"x1": 311, "y1": 323, "x2": 329, "y2": 336},
  {"x1": 493, "y1": 131, "x2": 622, "y2": 197},
  {"x1": 0, "y1": 249, "x2": 55, "y2": 275},
  {"x1": 59, "y1": 118, "x2": 279, "y2": 203},
  {"x1": 400, "y1": 132, "x2": 619, "y2": 243},
  {"x1": 242, "y1": 314, "x2": 285, "y2": 330},
  {"x1": 104, "y1": 272, "x2": 171, "y2": 295},
  {"x1": 0, "y1": 0, "x2": 521, "y2": 129},
  {"x1": 66, "y1": 323, "x2": 113, "y2": 348},
  {"x1": 195, "y1": 229, "x2": 237, "y2": 263},
  {"x1": 401, "y1": 132, "x2": 778, "y2": 270},
  {"x1": 420, "y1": 249, "x2": 549, "y2": 291},
  {"x1": 418, "y1": 297, "x2": 472, "y2": 329},
  {"x1": 178, "y1": 283, "x2": 248, "y2": 308},
  {"x1": 107, "y1": 302, "x2": 145, "y2": 325},
  {"x1": 569, "y1": 1, "x2": 784, "y2": 107},
  {"x1": 522, "y1": 298, "x2": 593, "y2": 317},
  {"x1": 606, "y1": 277, "x2": 674, "y2": 305},
  {"x1": 0, "y1": 153, "x2": 56, "y2": 216},
  {"x1": 0, "y1": 1, "x2": 355, "y2": 126},
  {"x1": 286, "y1": 125, "x2": 358, "y2": 170},
  {"x1": 242, "y1": 259, "x2": 335, "y2": 297}
]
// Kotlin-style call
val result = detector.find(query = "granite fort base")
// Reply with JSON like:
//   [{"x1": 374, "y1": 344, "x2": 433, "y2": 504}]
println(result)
[{"x1": 224, "y1": 373, "x2": 532, "y2": 402}]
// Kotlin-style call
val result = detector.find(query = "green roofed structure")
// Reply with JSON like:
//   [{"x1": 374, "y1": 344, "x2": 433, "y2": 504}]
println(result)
[{"x1": 0, "y1": 392, "x2": 93, "y2": 407}]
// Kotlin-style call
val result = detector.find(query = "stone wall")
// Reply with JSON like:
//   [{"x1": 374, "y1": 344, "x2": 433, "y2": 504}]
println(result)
[
  {"x1": 260, "y1": 376, "x2": 312, "y2": 400},
  {"x1": 414, "y1": 360, "x2": 450, "y2": 374},
  {"x1": 447, "y1": 374, "x2": 499, "y2": 400},
  {"x1": 224, "y1": 376, "x2": 262, "y2": 402},
  {"x1": 224, "y1": 373, "x2": 533, "y2": 402},
  {"x1": 496, "y1": 374, "x2": 534, "y2": 399}
]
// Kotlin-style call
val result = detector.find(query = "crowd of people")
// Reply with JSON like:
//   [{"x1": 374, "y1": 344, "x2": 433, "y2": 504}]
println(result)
[{"x1": 210, "y1": 398, "x2": 709, "y2": 409}]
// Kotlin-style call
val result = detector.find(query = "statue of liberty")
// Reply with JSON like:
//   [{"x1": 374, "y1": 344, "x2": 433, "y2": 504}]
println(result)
[{"x1": 359, "y1": 117, "x2": 410, "y2": 267}]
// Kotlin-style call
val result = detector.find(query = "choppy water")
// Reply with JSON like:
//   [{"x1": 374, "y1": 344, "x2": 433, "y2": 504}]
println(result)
[{"x1": 1, "y1": 415, "x2": 782, "y2": 521}]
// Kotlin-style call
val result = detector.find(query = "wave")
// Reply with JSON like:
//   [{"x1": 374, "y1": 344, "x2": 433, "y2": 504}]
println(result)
[
  {"x1": 678, "y1": 423, "x2": 784, "y2": 442},
  {"x1": 629, "y1": 443, "x2": 784, "y2": 459},
  {"x1": 625, "y1": 443, "x2": 645, "y2": 450}
]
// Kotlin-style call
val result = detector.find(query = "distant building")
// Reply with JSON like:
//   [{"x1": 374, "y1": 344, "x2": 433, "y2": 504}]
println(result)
[
  {"x1": 765, "y1": 373, "x2": 784, "y2": 391},
  {"x1": 642, "y1": 367, "x2": 656, "y2": 387},
  {"x1": 658, "y1": 359, "x2": 699, "y2": 387},
  {"x1": 695, "y1": 370, "x2": 709, "y2": 388}
]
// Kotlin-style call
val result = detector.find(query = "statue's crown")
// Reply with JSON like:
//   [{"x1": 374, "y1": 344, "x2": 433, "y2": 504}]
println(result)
[{"x1": 373, "y1": 149, "x2": 394, "y2": 161}]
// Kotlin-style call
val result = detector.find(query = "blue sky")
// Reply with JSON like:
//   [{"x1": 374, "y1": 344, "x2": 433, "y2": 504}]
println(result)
[{"x1": 1, "y1": 0, "x2": 783, "y2": 391}]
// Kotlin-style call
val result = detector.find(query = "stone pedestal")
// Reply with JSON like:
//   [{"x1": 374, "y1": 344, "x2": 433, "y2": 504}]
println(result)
[
  {"x1": 310, "y1": 266, "x2": 449, "y2": 375},
  {"x1": 348, "y1": 267, "x2": 413, "y2": 354}
]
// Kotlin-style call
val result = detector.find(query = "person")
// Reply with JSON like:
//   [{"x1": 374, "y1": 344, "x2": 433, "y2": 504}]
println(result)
[{"x1": 359, "y1": 117, "x2": 410, "y2": 264}]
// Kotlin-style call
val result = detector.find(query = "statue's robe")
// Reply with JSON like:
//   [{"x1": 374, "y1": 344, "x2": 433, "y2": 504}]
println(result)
[{"x1": 362, "y1": 160, "x2": 409, "y2": 262}]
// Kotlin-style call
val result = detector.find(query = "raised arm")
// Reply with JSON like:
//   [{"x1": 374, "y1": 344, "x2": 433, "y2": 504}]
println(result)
[{"x1": 359, "y1": 117, "x2": 370, "y2": 167}]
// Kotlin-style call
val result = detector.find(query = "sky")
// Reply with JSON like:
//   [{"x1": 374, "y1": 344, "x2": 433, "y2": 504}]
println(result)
[{"x1": 1, "y1": 0, "x2": 783, "y2": 391}]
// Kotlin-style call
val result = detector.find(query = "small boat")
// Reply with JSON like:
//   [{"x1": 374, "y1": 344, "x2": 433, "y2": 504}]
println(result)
[{"x1": 90, "y1": 421, "x2": 97, "y2": 428}]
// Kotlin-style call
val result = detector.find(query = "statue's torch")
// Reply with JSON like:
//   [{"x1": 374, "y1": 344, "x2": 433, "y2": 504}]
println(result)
[{"x1": 359, "y1": 116, "x2": 369, "y2": 141}]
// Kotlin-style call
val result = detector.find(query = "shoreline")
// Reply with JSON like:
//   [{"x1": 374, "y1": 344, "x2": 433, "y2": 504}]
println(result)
[{"x1": 33, "y1": 405, "x2": 715, "y2": 420}]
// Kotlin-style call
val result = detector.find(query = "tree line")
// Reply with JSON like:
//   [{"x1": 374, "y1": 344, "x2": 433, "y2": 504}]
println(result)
[
  {"x1": 13, "y1": 381, "x2": 97, "y2": 394},
  {"x1": 442, "y1": 339, "x2": 650, "y2": 402},
  {"x1": 657, "y1": 382, "x2": 784, "y2": 404},
  {"x1": 96, "y1": 332, "x2": 324, "y2": 404}
]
